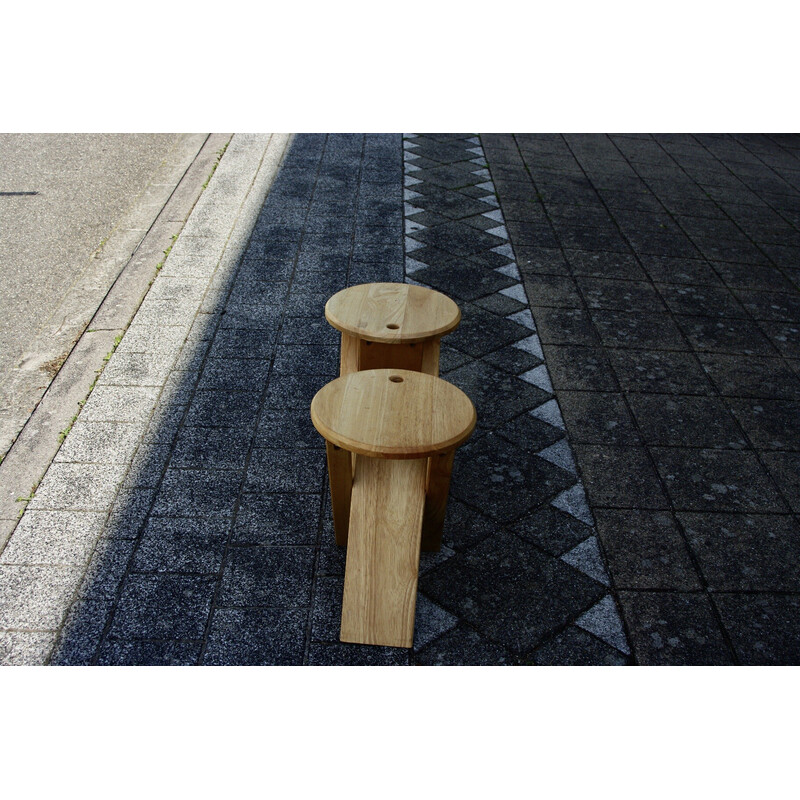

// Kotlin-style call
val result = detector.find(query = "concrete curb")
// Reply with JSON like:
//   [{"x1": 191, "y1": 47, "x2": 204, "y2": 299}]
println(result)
[{"x1": 0, "y1": 134, "x2": 230, "y2": 550}]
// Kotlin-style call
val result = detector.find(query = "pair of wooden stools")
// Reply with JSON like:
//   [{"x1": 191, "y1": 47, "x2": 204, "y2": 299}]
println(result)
[{"x1": 310, "y1": 283, "x2": 476, "y2": 648}]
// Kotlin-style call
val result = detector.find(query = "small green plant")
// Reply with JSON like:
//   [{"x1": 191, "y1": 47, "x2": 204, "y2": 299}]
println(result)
[
  {"x1": 16, "y1": 482, "x2": 39, "y2": 516},
  {"x1": 203, "y1": 142, "x2": 229, "y2": 189}
]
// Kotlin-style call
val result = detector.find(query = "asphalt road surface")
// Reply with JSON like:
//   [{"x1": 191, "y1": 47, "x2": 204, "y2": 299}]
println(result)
[{"x1": 0, "y1": 133, "x2": 185, "y2": 454}]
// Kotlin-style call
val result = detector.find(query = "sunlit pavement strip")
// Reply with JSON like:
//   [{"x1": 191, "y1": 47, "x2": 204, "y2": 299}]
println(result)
[{"x1": 0, "y1": 134, "x2": 292, "y2": 665}]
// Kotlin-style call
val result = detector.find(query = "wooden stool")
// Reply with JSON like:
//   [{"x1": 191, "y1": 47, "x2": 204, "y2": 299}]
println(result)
[
  {"x1": 325, "y1": 282, "x2": 461, "y2": 377},
  {"x1": 311, "y1": 368, "x2": 476, "y2": 648}
]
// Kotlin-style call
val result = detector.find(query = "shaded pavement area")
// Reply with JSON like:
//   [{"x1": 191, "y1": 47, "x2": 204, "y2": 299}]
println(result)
[{"x1": 481, "y1": 134, "x2": 800, "y2": 664}]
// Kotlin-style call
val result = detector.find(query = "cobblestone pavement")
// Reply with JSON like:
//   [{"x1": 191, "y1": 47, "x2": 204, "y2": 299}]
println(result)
[
  {"x1": 2, "y1": 132, "x2": 798, "y2": 665},
  {"x1": 481, "y1": 134, "x2": 800, "y2": 665}
]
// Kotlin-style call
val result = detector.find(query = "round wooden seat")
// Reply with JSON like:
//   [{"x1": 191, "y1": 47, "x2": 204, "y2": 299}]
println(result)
[
  {"x1": 310, "y1": 368, "x2": 476, "y2": 459},
  {"x1": 325, "y1": 283, "x2": 460, "y2": 345}
]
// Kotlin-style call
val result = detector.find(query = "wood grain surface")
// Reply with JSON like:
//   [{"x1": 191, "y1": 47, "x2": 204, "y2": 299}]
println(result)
[
  {"x1": 339, "y1": 455, "x2": 427, "y2": 648},
  {"x1": 310, "y1": 368, "x2": 476, "y2": 459},
  {"x1": 325, "y1": 282, "x2": 460, "y2": 344}
]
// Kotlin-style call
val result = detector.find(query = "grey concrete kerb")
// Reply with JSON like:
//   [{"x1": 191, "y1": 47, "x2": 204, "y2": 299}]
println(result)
[
  {"x1": 0, "y1": 133, "x2": 293, "y2": 665},
  {"x1": 0, "y1": 134, "x2": 232, "y2": 551}
]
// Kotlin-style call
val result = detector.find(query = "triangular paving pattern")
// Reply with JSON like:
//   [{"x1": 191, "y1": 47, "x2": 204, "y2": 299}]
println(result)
[{"x1": 403, "y1": 133, "x2": 630, "y2": 662}]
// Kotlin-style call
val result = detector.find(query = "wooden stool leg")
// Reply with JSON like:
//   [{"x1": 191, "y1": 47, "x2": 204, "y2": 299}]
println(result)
[
  {"x1": 340, "y1": 455, "x2": 427, "y2": 648},
  {"x1": 420, "y1": 338, "x2": 440, "y2": 376},
  {"x1": 340, "y1": 332, "x2": 360, "y2": 375},
  {"x1": 326, "y1": 442, "x2": 352, "y2": 547},
  {"x1": 420, "y1": 449, "x2": 455, "y2": 552}
]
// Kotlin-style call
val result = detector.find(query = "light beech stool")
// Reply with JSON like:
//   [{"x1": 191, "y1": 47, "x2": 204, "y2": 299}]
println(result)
[
  {"x1": 324, "y1": 282, "x2": 462, "y2": 553},
  {"x1": 325, "y1": 282, "x2": 461, "y2": 377},
  {"x1": 311, "y1": 368, "x2": 475, "y2": 648}
]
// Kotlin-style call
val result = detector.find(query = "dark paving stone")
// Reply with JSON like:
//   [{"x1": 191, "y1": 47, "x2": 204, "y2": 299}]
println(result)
[
  {"x1": 655, "y1": 283, "x2": 747, "y2": 318},
  {"x1": 638, "y1": 255, "x2": 723, "y2": 286},
  {"x1": 461, "y1": 252, "x2": 514, "y2": 273},
  {"x1": 232, "y1": 493, "x2": 321, "y2": 545},
  {"x1": 256, "y1": 407, "x2": 325, "y2": 450},
  {"x1": 594, "y1": 509, "x2": 701, "y2": 590},
  {"x1": 265, "y1": 372, "x2": 327, "y2": 409},
  {"x1": 133, "y1": 516, "x2": 230, "y2": 574},
  {"x1": 450, "y1": 433, "x2": 576, "y2": 524},
  {"x1": 444, "y1": 361, "x2": 550, "y2": 430},
  {"x1": 509, "y1": 504, "x2": 594, "y2": 557},
  {"x1": 714, "y1": 261, "x2": 798, "y2": 292},
  {"x1": 698, "y1": 353, "x2": 800, "y2": 400},
  {"x1": 678, "y1": 512, "x2": 800, "y2": 591},
  {"x1": 692, "y1": 237, "x2": 770, "y2": 265},
  {"x1": 493, "y1": 410, "x2": 566, "y2": 453},
  {"x1": 109, "y1": 574, "x2": 217, "y2": 640},
  {"x1": 203, "y1": 608, "x2": 307, "y2": 665},
  {"x1": 218, "y1": 546, "x2": 315, "y2": 607},
  {"x1": 97, "y1": 639, "x2": 201, "y2": 666},
  {"x1": 171, "y1": 427, "x2": 253, "y2": 470},
  {"x1": 557, "y1": 227, "x2": 632, "y2": 253},
  {"x1": 473, "y1": 292, "x2": 527, "y2": 317},
  {"x1": 531, "y1": 306, "x2": 600, "y2": 346},
  {"x1": 185, "y1": 390, "x2": 262, "y2": 430},
  {"x1": 651, "y1": 447, "x2": 788, "y2": 512},
  {"x1": 152, "y1": 468, "x2": 243, "y2": 517},
  {"x1": 227, "y1": 279, "x2": 290, "y2": 309},
  {"x1": 438, "y1": 343, "x2": 473, "y2": 373},
  {"x1": 77, "y1": 539, "x2": 138, "y2": 604},
  {"x1": 675, "y1": 315, "x2": 777, "y2": 355},
  {"x1": 760, "y1": 451, "x2": 800, "y2": 512},
  {"x1": 712, "y1": 593, "x2": 800, "y2": 665},
  {"x1": 308, "y1": 643, "x2": 410, "y2": 666},
  {"x1": 541, "y1": 345, "x2": 619, "y2": 391},
  {"x1": 408, "y1": 220, "x2": 505, "y2": 255},
  {"x1": 420, "y1": 530, "x2": 606, "y2": 654},
  {"x1": 626, "y1": 394, "x2": 748, "y2": 449},
  {"x1": 577, "y1": 277, "x2": 666, "y2": 313},
  {"x1": 50, "y1": 598, "x2": 114, "y2": 665},
  {"x1": 272, "y1": 344, "x2": 338, "y2": 375},
  {"x1": 283, "y1": 290, "x2": 329, "y2": 317},
  {"x1": 407, "y1": 244, "x2": 459, "y2": 269},
  {"x1": 410, "y1": 189, "x2": 496, "y2": 220},
  {"x1": 726, "y1": 398, "x2": 800, "y2": 450},
  {"x1": 523, "y1": 273, "x2": 583, "y2": 308},
  {"x1": 607, "y1": 349, "x2": 715, "y2": 395},
  {"x1": 571, "y1": 444, "x2": 669, "y2": 509},
  {"x1": 413, "y1": 164, "x2": 485, "y2": 190},
  {"x1": 590, "y1": 310, "x2": 687, "y2": 350},
  {"x1": 412, "y1": 262, "x2": 515, "y2": 302},
  {"x1": 527, "y1": 625, "x2": 629, "y2": 666},
  {"x1": 755, "y1": 320, "x2": 800, "y2": 358},
  {"x1": 407, "y1": 209, "x2": 452, "y2": 227},
  {"x1": 280, "y1": 316, "x2": 339, "y2": 346},
  {"x1": 481, "y1": 344, "x2": 543, "y2": 375},
  {"x1": 514, "y1": 246, "x2": 572, "y2": 275},
  {"x1": 561, "y1": 250, "x2": 647, "y2": 280},
  {"x1": 244, "y1": 448, "x2": 325, "y2": 493},
  {"x1": 310, "y1": 574, "x2": 344, "y2": 642},
  {"x1": 440, "y1": 499, "x2": 499, "y2": 552},
  {"x1": 733, "y1": 289, "x2": 800, "y2": 322},
  {"x1": 412, "y1": 623, "x2": 519, "y2": 665},
  {"x1": 197, "y1": 358, "x2": 272, "y2": 392},
  {"x1": 557, "y1": 391, "x2": 641, "y2": 445},
  {"x1": 207, "y1": 326, "x2": 279, "y2": 360},
  {"x1": 618, "y1": 591, "x2": 735, "y2": 665}
]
